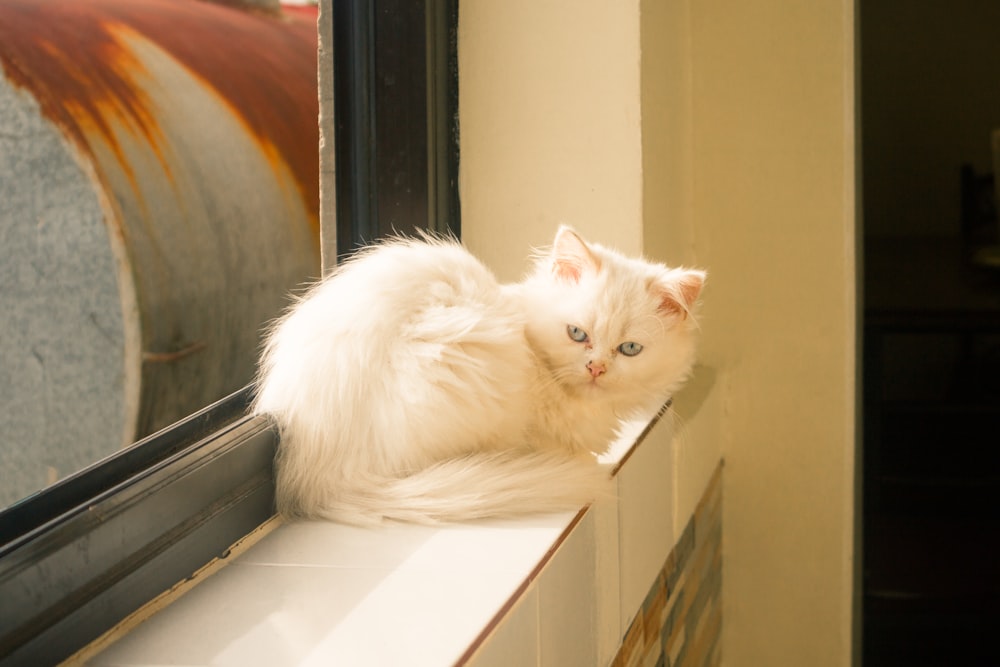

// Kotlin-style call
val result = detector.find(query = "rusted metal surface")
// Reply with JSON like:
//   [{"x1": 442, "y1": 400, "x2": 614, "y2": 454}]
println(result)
[
  {"x1": 0, "y1": 0, "x2": 320, "y2": 506},
  {"x1": 0, "y1": 0, "x2": 319, "y2": 227}
]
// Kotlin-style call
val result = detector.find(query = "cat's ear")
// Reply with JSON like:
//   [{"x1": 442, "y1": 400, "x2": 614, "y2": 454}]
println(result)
[
  {"x1": 653, "y1": 269, "x2": 705, "y2": 318},
  {"x1": 551, "y1": 226, "x2": 601, "y2": 283}
]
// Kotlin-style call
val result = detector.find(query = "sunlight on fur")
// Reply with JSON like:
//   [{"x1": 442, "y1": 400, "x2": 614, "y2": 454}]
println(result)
[{"x1": 252, "y1": 226, "x2": 705, "y2": 525}]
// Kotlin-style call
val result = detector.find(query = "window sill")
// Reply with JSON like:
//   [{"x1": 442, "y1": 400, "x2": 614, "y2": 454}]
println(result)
[{"x1": 78, "y1": 408, "x2": 691, "y2": 666}]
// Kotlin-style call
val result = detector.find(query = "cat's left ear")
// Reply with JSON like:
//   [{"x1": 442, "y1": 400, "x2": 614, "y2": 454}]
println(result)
[
  {"x1": 551, "y1": 226, "x2": 601, "y2": 283},
  {"x1": 654, "y1": 269, "x2": 706, "y2": 318}
]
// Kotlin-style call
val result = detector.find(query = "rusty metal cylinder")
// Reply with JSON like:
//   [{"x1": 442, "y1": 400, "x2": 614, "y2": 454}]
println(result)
[{"x1": 0, "y1": 0, "x2": 320, "y2": 505}]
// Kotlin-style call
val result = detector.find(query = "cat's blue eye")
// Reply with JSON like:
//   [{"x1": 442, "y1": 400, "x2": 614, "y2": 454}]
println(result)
[
  {"x1": 567, "y1": 325, "x2": 589, "y2": 343},
  {"x1": 618, "y1": 341, "x2": 643, "y2": 357}
]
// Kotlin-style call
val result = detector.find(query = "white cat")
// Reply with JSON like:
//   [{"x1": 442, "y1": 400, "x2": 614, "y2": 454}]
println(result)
[{"x1": 252, "y1": 226, "x2": 705, "y2": 525}]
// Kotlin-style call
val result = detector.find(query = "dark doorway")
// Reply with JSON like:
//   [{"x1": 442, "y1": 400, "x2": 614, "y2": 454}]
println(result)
[{"x1": 861, "y1": 3, "x2": 1000, "y2": 665}]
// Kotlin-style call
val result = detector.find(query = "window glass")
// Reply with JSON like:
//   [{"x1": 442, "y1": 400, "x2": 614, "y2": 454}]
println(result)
[
  {"x1": 0, "y1": 0, "x2": 458, "y2": 514},
  {"x1": 0, "y1": 0, "x2": 321, "y2": 508}
]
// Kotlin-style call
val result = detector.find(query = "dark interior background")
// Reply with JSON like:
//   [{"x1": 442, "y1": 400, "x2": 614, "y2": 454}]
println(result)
[{"x1": 861, "y1": 2, "x2": 1000, "y2": 664}]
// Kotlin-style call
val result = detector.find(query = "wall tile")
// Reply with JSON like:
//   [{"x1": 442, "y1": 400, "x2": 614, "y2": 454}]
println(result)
[
  {"x1": 618, "y1": 416, "x2": 676, "y2": 630},
  {"x1": 612, "y1": 460, "x2": 723, "y2": 667},
  {"x1": 537, "y1": 510, "x2": 598, "y2": 666},
  {"x1": 466, "y1": 586, "x2": 540, "y2": 667},
  {"x1": 593, "y1": 477, "x2": 623, "y2": 664}
]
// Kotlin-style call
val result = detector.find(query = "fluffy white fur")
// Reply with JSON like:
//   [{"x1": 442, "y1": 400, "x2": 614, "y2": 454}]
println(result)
[{"x1": 253, "y1": 226, "x2": 705, "y2": 525}]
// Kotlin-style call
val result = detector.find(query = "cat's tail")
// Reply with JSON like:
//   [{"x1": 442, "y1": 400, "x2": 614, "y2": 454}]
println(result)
[{"x1": 277, "y1": 450, "x2": 613, "y2": 526}]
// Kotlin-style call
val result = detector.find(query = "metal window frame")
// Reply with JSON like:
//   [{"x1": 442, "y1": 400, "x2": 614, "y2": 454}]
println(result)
[
  {"x1": 334, "y1": 0, "x2": 460, "y2": 260},
  {"x1": 0, "y1": 389, "x2": 275, "y2": 665},
  {"x1": 0, "y1": 1, "x2": 458, "y2": 662}
]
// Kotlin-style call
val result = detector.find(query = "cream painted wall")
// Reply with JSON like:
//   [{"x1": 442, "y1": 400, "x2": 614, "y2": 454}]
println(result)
[
  {"x1": 458, "y1": 0, "x2": 643, "y2": 282},
  {"x1": 684, "y1": 3, "x2": 857, "y2": 665},
  {"x1": 460, "y1": 0, "x2": 857, "y2": 665},
  {"x1": 643, "y1": 0, "x2": 859, "y2": 664},
  {"x1": 636, "y1": 0, "x2": 720, "y2": 543}
]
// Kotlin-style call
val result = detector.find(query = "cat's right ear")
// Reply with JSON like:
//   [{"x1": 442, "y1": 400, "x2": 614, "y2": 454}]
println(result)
[
  {"x1": 552, "y1": 226, "x2": 600, "y2": 283},
  {"x1": 654, "y1": 269, "x2": 706, "y2": 319}
]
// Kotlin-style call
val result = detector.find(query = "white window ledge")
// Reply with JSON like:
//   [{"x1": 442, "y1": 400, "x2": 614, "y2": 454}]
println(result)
[{"x1": 78, "y1": 410, "x2": 691, "y2": 666}]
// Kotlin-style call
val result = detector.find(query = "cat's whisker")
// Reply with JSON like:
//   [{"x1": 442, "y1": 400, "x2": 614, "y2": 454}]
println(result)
[
  {"x1": 664, "y1": 403, "x2": 694, "y2": 453},
  {"x1": 637, "y1": 313, "x2": 668, "y2": 339}
]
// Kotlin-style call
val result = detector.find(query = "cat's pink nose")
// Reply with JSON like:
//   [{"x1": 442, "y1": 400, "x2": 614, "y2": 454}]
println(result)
[{"x1": 587, "y1": 360, "x2": 606, "y2": 378}]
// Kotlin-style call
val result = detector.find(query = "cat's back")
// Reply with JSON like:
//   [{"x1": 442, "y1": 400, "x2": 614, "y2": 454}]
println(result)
[
  {"x1": 313, "y1": 236, "x2": 504, "y2": 328},
  {"x1": 262, "y1": 236, "x2": 522, "y2": 380},
  {"x1": 257, "y1": 235, "x2": 534, "y2": 466}
]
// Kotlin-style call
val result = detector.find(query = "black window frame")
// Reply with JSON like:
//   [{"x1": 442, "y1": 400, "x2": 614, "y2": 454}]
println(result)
[
  {"x1": 0, "y1": 1, "x2": 459, "y2": 662},
  {"x1": 334, "y1": 0, "x2": 460, "y2": 258}
]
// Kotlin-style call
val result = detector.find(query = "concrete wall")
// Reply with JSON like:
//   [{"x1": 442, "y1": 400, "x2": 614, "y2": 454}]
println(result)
[{"x1": 459, "y1": 1, "x2": 858, "y2": 664}]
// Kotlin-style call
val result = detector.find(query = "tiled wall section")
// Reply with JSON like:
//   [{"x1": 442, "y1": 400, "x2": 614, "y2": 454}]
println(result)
[{"x1": 613, "y1": 462, "x2": 722, "y2": 667}]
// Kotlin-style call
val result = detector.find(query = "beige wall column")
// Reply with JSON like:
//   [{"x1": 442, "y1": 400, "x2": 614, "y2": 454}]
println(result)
[
  {"x1": 458, "y1": 0, "x2": 644, "y2": 281},
  {"x1": 642, "y1": 0, "x2": 859, "y2": 664},
  {"x1": 717, "y1": 2, "x2": 854, "y2": 664},
  {"x1": 461, "y1": 0, "x2": 858, "y2": 664}
]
